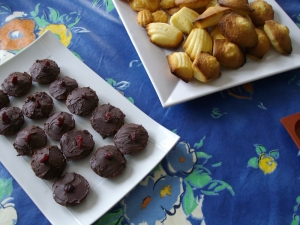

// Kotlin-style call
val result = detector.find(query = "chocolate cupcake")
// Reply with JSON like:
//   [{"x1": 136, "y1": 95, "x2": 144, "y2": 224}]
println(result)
[
  {"x1": 90, "y1": 145, "x2": 126, "y2": 178},
  {"x1": 0, "y1": 90, "x2": 9, "y2": 109},
  {"x1": 13, "y1": 126, "x2": 47, "y2": 156},
  {"x1": 66, "y1": 87, "x2": 99, "y2": 116},
  {"x1": 49, "y1": 76, "x2": 78, "y2": 100},
  {"x1": 114, "y1": 123, "x2": 149, "y2": 155},
  {"x1": 60, "y1": 129, "x2": 95, "y2": 161},
  {"x1": 44, "y1": 111, "x2": 75, "y2": 141},
  {"x1": 22, "y1": 92, "x2": 54, "y2": 119},
  {"x1": 52, "y1": 172, "x2": 90, "y2": 206},
  {"x1": 30, "y1": 59, "x2": 60, "y2": 84},
  {"x1": 0, "y1": 107, "x2": 24, "y2": 135},
  {"x1": 1, "y1": 72, "x2": 32, "y2": 97},
  {"x1": 31, "y1": 145, "x2": 66, "y2": 180},
  {"x1": 91, "y1": 103, "x2": 125, "y2": 139}
]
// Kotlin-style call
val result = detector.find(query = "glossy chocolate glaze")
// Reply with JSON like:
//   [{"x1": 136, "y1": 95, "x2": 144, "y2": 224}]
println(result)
[
  {"x1": 0, "y1": 107, "x2": 24, "y2": 135},
  {"x1": 49, "y1": 76, "x2": 78, "y2": 100},
  {"x1": 1, "y1": 72, "x2": 32, "y2": 97},
  {"x1": 30, "y1": 59, "x2": 60, "y2": 84}
]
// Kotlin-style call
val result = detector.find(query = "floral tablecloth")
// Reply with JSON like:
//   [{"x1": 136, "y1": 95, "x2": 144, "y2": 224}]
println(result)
[{"x1": 0, "y1": 0, "x2": 300, "y2": 224}]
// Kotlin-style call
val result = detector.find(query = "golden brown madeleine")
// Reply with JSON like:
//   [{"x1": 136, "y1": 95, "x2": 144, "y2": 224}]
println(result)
[
  {"x1": 152, "y1": 10, "x2": 169, "y2": 23},
  {"x1": 264, "y1": 20, "x2": 292, "y2": 55},
  {"x1": 166, "y1": 52, "x2": 194, "y2": 82},
  {"x1": 249, "y1": 0, "x2": 274, "y2": 27},
  {"x1": 218, "y1": 12, "x2": 258, "y2": 48},
  {"x1": 183, "y1": 28, "x2": 212, "y2": 61},
  {"x1": 210, "y1": 25, "x2": 225, "y2": 40},
  {"x1": 175, "y1": 0, "x2": 211, "y2": 9},
  {"x1": 137, "y1": 10, "x2": 153, "y2": 27},
  {"x1": 213, "y1": 39, "x2": 246, "y2": 69},
  {"x1": 160, "y1": 0, "x2": 176, "y2": 9},
  {"x1": 192, "y1": 52, "x2": 221, "y2": 82},
  {"x1": 246, "y1": 28, "x2": 270, "y2": 60},
  {"x1": 193, "y1": 5, "x2": 231, "y2": 29},
  {"x1": 128, "y1": 0, "x2": 160, "y2": 12},
  {"x1": 146, "y1": 23, "x2": 184, "y2": 49},
  {"x1": 170, "y1": 7, "x2": 199, "y2": 35},
  {"x1": 218, "y1": 0, "x2": 254, "y2": 16}
]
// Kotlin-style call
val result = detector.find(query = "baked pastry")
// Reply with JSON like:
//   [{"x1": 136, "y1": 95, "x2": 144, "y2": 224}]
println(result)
[
  {"x1": 170, "y1": 6, "x2": 199, "y2": 35},
  {"x1": 165, "y1": 6, "x2": 181, "y2": 16},
  {"x1": 146, "y1": 23, "x2": 184, "y2": 49},
  {"x1": 128, "y1": 0, "x2": 160, "y2": 12},
  {"x1": 264, "y1": 20, "x2": 292, "y2": 55},
  {"x1": 246, "y1": 28, "x2": 270, "y2": 60},
  {"x1": 205, "y1": 0, "x2": 219, "y2": 8},
  {"x1": 66, "y1": 87, "x2": 99, "y2": 116},
  {"x1": 174, "y1": 0, "x2": 211, "y2": 9},
  {"x1": 218, "y1": 12, "x2": 258, "y2": 48},
  {"x1": 30, "y1": 59, "x2": 60, "y2": 84},
  {"x1": 183, "y1": 28, "x2": 212, "y2": 61},
  {"x1": 0, "y1": 90, "x2": 9, "y2": 110},
  {"x1": 49, "y1": 76, "x2": 78, "y2": 100},
  {"x1": 1, "y1": 72, "x2": 32, "y2": 97},
  {"x1": 152, "y1": 10, "x2": 169, "y2": 23},
  {"x1": 193, "y1": 5, "x2": 230, "y2": 29},
  {"x1": 13, "y1": 126, "x2": 47, "y2": 156},
  {"x1": 213, "y1": 39, "x2": 246, "y2": 69},
  {"x1": 44, "y1": 111, "x2": 75, "y2": 141},
  {"x1": 52, "y1": 172, "x2": 90, "y2": 206},
  {"x1": 249, "y1": 0, "x2": 274, "y2": 27},
  {"x1": 0, "y1": 107, "x2": 24, "y2": 135},
  {"x1": 22, "y1": 92, "x2": 54, "y2": 119},
  {"x1": 114, "y1": 123, "x2": 149, "y2": 155},
  {"x1": 192, "y1": 52, "x2": 221, "y2": 82},
  {"x1": 90, "y1": 103, "x2": 126, "y2": 139},
  {"x1": 137, "y1": 10, "x2": 153, "y2": 27},
  {"x1": 60, "y1": 129, "x2": 95, "y2": 161},
  {"x1": 218, "y1": 0, "x2": 254, "y2": 16},
  {"x1": 90, "y1": 145, "x2": 126, "y2": 178},
  {"x1": 166, "y1": 52, "x2": 194, "y2": 83},
  {"x1": 31, "y1": 145, "x2": 66, "y2": 180}
]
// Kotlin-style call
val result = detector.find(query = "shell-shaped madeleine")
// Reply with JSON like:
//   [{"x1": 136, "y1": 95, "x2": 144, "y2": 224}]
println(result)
[
  {"x1": 246, "y1": 28, "x2": 270, "y2": 60},
  {"x1": 146, "y1": 23, "x2": 184, "y2": 49},
  {"x1": 160, "y1": 0, "x2": 176, "y2": 9},
  {"x1": 264, "y1": 20, "x2": 292, "y2": 55},
  {"x1": 192, "y1": 52, "x2": 221, "y2": 82},
  {"x1": 193, "y1": 5, "x2": 231, "y2": 29},
  {"x1": 167, "y1": 52, "x2": 194, "y2": 83},
  {"x1": 129, "y1": 0, "x2": 160, "y2": 12},
  {"x1": 249, "y1": 0, "x2": 274, "y2": 27},
  {"x1": 175, "y1": 0, "x2": 211, "y2": 9},
  {"x1": 152, "y1": 10, "x2": 169, "y2": 23},
  {"x1": 137, "y1": 10, "x2": 153, "y2": 27},
  {"x1": 210, "y1": 25, "x2": 225, "y2": 41},
  {"x1": 218, "y1": 0, "x2": 254, "y2": 16},
  {"x1": 170, "y1": 6, "x2": 199, "y2": 35},
  {"x1": 183, "y1": 28, "x2": 212, "y2": 61}
]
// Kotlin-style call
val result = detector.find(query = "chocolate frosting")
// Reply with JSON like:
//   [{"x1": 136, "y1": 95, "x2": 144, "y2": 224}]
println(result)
[
  {"x1": 49, "y1": 76, "x2": 78, "y2": 100},
  {"x1": 114, "y1": 123, "x2": 149, "y2": 155},
  {"x1": 1, "y1": 72, "x2": 32, "y2": 97},
  {"x1": 0, "y1": 90, "x2": 9, "y2": 110},
  {"x1": 0, "y1": 107, "x2": 24, "y2": 135},
  {"x1": 31, "y1": 145, "x2": 66, "y2": 180},
  {"x1": 13, "y1": 126, "x2": 47, "y2": 156},
  {"x1": 91, "y1": 103, "x2": 125, "y2": 139},
  {"x1": 90, "y1": 145, "x2": 126, "y2": 178},
  {"x1": 66, "y1": 87, "x2": 99, "y2": 116},
  {"x1": 52, "y1": 172, "x2": 89, "y2": 206},
  {"x1": 22, "y1": 92, "x2": 54, "y2": 119},
  {"x1": 60, "y1": 129, "x2": 95, "y2": 160},
  {"x1": 44, "y1": 111, "x2": 75, "y2": 141},
  {"x1": 30, "y1": 59, "x2": 60, "y2": 84}
]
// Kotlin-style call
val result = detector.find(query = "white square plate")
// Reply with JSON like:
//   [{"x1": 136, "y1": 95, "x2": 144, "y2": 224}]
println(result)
[
  {"x1": 0, "y1": 31, "x2": 180, "y2": 225},
  {"x1": 113, "y1": 0, "x2": 300, "y2": 107}
]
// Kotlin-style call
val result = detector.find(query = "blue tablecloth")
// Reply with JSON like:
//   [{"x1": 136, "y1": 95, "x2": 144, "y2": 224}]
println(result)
[{"x1": 0, "y1": 0, "x2": 300, "y2": 224}]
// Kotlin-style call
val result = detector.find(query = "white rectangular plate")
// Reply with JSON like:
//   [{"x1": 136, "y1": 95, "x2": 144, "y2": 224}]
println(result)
[
  {"x1": 113, "y1": 0, "x2": 300, "y2": 107},
  {"x1": 0, "y1": 31, "x2": 180, "y2": 225}
]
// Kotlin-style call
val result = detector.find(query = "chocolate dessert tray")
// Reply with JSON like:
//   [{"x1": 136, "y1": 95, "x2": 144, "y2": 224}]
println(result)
[
  {"x1": 113, "y1": 0, "x2": 300, "y2": 107},
  {"x1": 0, "y1": 31, "x2": 180, "y2": 225}
]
